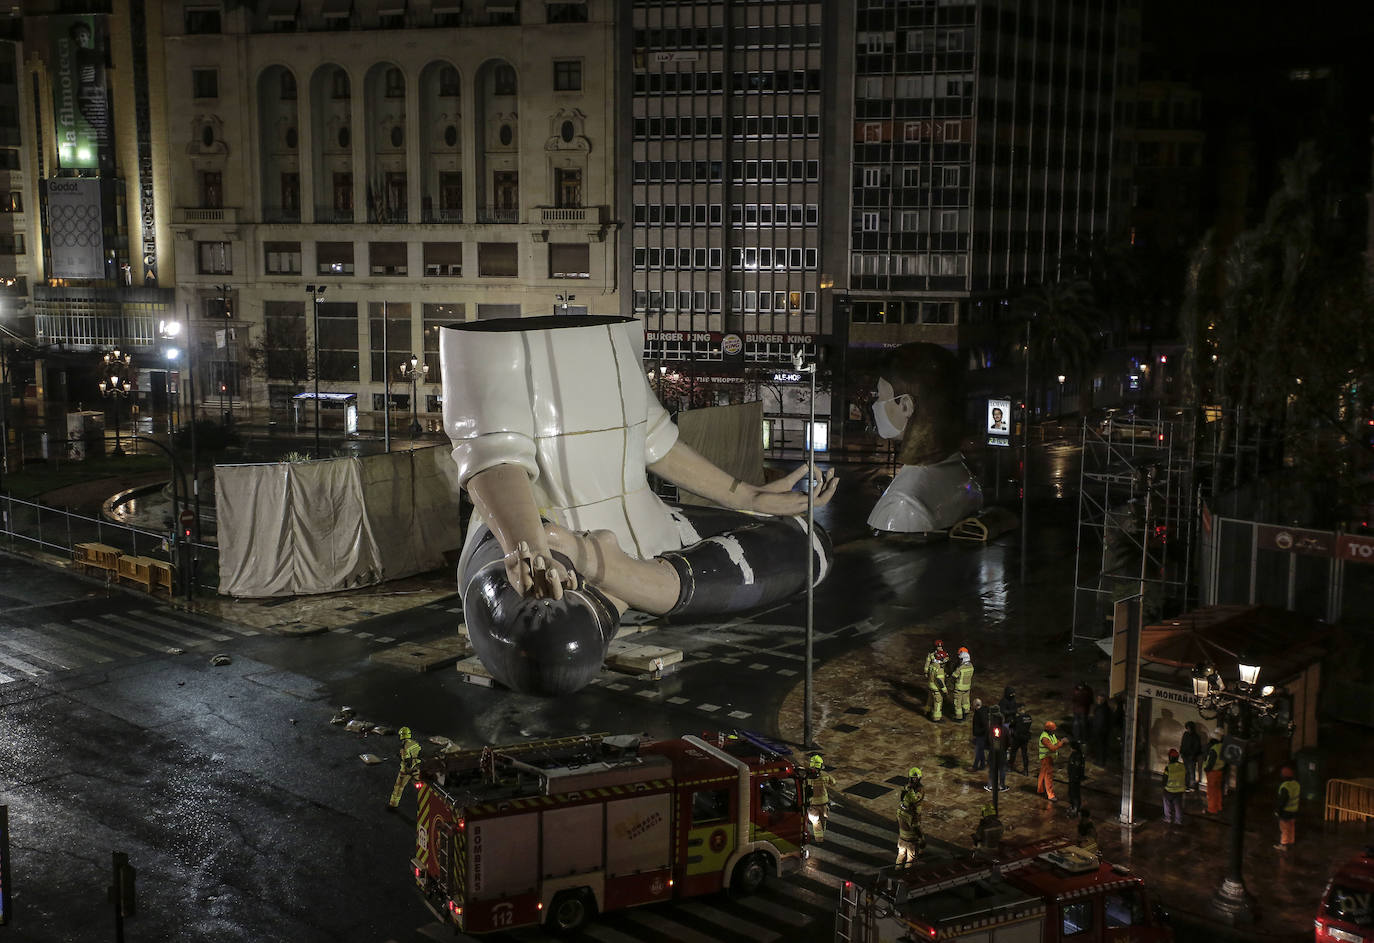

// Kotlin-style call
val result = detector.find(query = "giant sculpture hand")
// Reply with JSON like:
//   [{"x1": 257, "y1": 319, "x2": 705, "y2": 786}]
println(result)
[{"x1": 445, "y1": 316, "x2": 837, "y2": 696}]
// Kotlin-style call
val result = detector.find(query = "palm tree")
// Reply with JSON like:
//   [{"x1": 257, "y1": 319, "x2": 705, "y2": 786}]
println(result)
[{"x1": 1015, "y1": 277, "x2": 1101, "y2": 418}]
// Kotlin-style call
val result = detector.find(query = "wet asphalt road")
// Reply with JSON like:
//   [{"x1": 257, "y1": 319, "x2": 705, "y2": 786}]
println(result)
[{"x1": 0, "y1": 442, "x2": 1089, "y2": 942}]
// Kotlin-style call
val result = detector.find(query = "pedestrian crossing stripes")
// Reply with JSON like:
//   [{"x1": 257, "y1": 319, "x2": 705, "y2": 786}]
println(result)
[
  {"x1": 0, "y1": 607, "x2": 259, "y2": 683},
  {"x1": 408, "y1": 803, "x2": 897, "y2": 943}
]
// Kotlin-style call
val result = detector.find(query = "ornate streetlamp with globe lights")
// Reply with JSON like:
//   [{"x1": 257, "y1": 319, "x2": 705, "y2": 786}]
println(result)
[
  {"x1": 1191, "y1": 655, "x2": 1292, "y2": 925},
  {"x1": 398, "y1": 354, "x2": 429, "y2": 438},
  {"x1": 99, "y1": 348, "x2": 133, "y2": 457}
]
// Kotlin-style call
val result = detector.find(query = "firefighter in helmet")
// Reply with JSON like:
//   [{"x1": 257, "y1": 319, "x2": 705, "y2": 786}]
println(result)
[
  {"x1": 387, "y1": 726, "x2": 423, "y2": 812},
  {"x1": 924, "y1": 639, "x2": 950, "y2": 722},
  {"x1": 806, "y1": 752, "x2": 837, "y2": 842},
  {"x1": 896, "y1": 766, "x2": 926, "y2": 866},
  {"x1": 951, "y1": 646, "x2": 975, "y2": 721}
]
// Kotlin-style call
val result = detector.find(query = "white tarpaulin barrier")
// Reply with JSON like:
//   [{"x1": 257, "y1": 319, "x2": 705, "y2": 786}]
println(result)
[{"x1": 216, "y1": 446, "x2": 463, "y2": 597}]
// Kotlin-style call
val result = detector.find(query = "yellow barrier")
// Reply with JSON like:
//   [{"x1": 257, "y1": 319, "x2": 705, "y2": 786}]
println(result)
[{"x1": 1324, "y1": 778, "x2": 1374, "y2": 823}]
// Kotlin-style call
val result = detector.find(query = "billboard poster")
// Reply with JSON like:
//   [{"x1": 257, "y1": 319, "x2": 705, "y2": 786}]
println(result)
[
  {"x1": 47, "y1": 178, "x2": 106, "y2": 278},
  {"x1": 50, "y1": 14, "x2": 110, "y2": 169},
  {"x1": 986, "y1": 397, "x2": 1011, "y2": 446}
]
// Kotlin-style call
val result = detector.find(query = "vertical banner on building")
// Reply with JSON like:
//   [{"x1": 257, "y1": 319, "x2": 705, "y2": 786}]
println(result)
[
  {"x1": 50, "y1": 14, "x2": 110, "y2": 169},
  {"x1": 46, "y1": 178, "x2": 106, "y2": 278}
]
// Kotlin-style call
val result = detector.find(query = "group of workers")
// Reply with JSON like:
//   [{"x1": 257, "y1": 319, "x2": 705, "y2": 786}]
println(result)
[{"x1": 923, "y1": 639, "x2": 975, "y2": 723}]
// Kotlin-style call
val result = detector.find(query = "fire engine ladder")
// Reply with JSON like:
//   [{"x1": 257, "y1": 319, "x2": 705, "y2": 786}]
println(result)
[{"x1": 834, "y1": 880, "x2": 865, "y2": 943}]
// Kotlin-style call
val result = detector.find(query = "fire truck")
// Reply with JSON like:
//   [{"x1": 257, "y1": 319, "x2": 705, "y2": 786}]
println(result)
[
  {"x1": 835, "y1": 838, "x2": 1173, "y2": 943},
  {"x1": 410, "y1": 731, "x2": 807, "y2": 935}
]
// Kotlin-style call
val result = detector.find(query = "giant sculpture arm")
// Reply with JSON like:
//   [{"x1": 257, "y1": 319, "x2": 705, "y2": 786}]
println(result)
[
  {"x1": 648, "y1": 439, "x2": 838, "y2": 515},
  {"x1": 465, "y1": 463, "x2": 575, "y2": 600}
]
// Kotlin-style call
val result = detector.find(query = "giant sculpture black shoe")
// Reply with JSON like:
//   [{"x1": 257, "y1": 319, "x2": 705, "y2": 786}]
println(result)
[{"x1": 461, "y1": 534, "x2": 617, "y2": 697}]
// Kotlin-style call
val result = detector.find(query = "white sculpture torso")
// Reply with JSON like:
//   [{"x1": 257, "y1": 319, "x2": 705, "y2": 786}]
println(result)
[
  {"x1": 442, "y1": 317, "x2": 698, "y2": 572},
  {"x1": 867, "y1": 451, "x2": 984, "y2": 533}
]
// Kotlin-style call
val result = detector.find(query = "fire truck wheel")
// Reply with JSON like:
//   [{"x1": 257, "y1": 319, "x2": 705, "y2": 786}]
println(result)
[
  {"x1": 729, "y1": 853, "x2": 770, "y2": 897},
  {"x1": 546, "y1": 889, "x2": 596, "y2": 936}
]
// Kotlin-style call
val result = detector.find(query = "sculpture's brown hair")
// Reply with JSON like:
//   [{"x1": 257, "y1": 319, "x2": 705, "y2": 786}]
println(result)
[{"x1": 879, "y1": 343, "x2": 963, "y2": 466}]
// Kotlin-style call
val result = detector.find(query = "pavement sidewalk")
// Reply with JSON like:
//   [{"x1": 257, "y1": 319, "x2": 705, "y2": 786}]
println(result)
[{"x1": 776, "y1": 529, "x2": 1367, "y2": 942}]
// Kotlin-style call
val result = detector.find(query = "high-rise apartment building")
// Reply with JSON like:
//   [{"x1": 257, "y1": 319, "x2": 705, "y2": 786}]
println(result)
[
  {"x1": 837, "y1": 0, "x2": 1122, "y2": 398},
  {"x1": 158, "y1": 0, "x2": 616, "y2": 429},
  {"x1": 625, "y1": 0, "x2": 833, "y2": 451}
]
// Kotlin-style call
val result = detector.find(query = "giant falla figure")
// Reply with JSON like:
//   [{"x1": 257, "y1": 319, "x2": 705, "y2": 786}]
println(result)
[
  {"x1": 441, "y1": 316, "x2": 838, "y2": 696},
  {"x1": 867, "y1": 343, "x2": 982, "y2": 534}
]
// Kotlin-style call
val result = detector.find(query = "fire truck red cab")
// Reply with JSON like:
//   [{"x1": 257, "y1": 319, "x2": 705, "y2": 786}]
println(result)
[
  {"x1": 412, "y1": 731, "x2": 806, "y2": 935},
  {"x1": 1316, "y1": 847, "x2": 1374, "y2": 943}
]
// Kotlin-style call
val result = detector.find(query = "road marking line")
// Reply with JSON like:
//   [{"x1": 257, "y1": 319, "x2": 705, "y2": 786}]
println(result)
[
  {"x1": 620, "y1": 909, "x2": 722, "y2": 943},
  {"x1": 105, "y1": 613, "x2": 223, "y2": 647},
  {"x1": 137, "y1": 611, "x2": 232, "y2": 642},
  {"x1": 734, "y1": 893, "x2": 810, "y2": 927},
  {"x1": 72, "y1": 617, "x2": 182, "y2": 654},
  {"x1": 678, "y1": 900, "x2": 781, "y2": 942}
]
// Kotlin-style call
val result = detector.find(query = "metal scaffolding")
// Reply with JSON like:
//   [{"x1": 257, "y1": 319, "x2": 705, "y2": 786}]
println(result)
[{"x1": 1070, "y1": 408, "x2": 1270, "y2": 647}]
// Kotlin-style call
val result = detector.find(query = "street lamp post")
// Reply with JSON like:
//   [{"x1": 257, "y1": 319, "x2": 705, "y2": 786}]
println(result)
[
  {"x1": 215, "y1": 284, "x2": 233, "y2": 425},
  {"x1": 99, "y1": 348, "x2": 133, "y2": 457},
  {"x1": 1192, "y1": 657, "x2": 1292, "y2": 925},
  {"x1": 1057, "y1": 374, "x2": 1066, "y2": 421},
  {"x1": 398, "y1": 354, "x2": 429, "y2": 439},
  {"x1": 305, "y1": 285, "x2": 326, "y2": 457}
]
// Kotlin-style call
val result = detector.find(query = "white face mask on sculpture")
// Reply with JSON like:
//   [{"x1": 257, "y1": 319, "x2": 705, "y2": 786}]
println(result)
[{"x1": 871, "y1": 378, "x2": 913, "y2": 440}]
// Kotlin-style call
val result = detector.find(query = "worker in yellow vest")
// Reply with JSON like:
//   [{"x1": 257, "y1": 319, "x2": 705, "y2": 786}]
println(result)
[
  {"x1": 1203, "y1": 736, "x2": 1227, "y2": 815},
  {"x1": 1162, "y1": 748, "x2": 1187, "y2": 825},
  {"x1": 1275, "y1": 764, "x2": 1300, "y2": 850},
  {"x1": 387, "y1": 726, "x2": 423, "y2": 811},
  {"x1": 951, "y1": 647, "x2": 975, "y2": 721},
  {"x1": 1037, "y1": 721, "x2": 1064, "y2": 801}
]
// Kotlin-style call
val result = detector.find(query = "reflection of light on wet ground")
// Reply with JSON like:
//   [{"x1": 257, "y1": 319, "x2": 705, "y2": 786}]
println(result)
[
  {"x1": 111, "y1": 490, "x2": 171, "y2": 530},
  {"x1": 978, "y1": 546, "x2": 1009, "y2": 626}
]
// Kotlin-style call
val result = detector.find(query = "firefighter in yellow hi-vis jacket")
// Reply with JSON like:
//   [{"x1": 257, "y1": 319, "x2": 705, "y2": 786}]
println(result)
[
  {"x1": 951, "y1": 646, "x2": 975, "y2": 720},
  {"x1": 806, "y1": 752, "x2": 837, "y2": 842},
  {"x1": 387, "y1": 726, "x2": 423, "y2": 812}
]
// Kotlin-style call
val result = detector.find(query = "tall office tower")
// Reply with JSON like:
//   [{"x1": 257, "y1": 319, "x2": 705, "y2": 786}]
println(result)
[
  {"x1": 162, "y1": 0, "x2": 616, "y2": 430},
  {"x1": 837, "y1": 0, "x2": 1124, "y2": 399},
  {"x1": 9, "y1": 2, "x2": 177, "y2": 437},
  {"x1": 626, "y1": 0, "x2": 834, "y2": 451}
]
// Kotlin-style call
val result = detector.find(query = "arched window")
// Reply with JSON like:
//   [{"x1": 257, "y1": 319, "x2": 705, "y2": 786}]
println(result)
[
  {"x1": 385, "y1": 67, "x2": 405, "y2": 98},
  {"x1": 439, "y1": 65, "x2": 460, "y2": 97},
  {"x1": 332, "y1": 68, "x2": 350, "y2": 99},
  {"x1": 280, "y1": 70, "x2": 297, "y2": 100},
  {"x1": 494, "y1": 64, "x2": 516, "y2": 96}
]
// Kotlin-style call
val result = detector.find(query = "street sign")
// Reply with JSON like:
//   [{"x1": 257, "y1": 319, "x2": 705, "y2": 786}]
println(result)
[{"x1": 179, "y1": 510, "x2": 195, "y2": 532}]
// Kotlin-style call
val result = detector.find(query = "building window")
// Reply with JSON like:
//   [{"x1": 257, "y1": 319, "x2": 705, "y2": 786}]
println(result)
[
  {"x1": 264, "y1": 301, "x2": 307, "y2": 381},
  {"x1": 422, "y1": 302, "x2": 463, "y2": 372},
  {"x1": 367, "y1": 301, "x2": 410, "y2": 384},
  {"x1": 861, "y1": 212, "x2": 880, "y2": 231},
  {"x1": 477, "y1": 242, "x2": 518, "y2": 277},
  {"x1": 942, "y1": 166, "x2": 960, "y2": 188},
  {"x1": 332, "y1": 68, "x2": 350, "y2": 99},
  {"x1": 316, "y1": 240, "x2": 354, "y2": 275},
  {"x1": 385, "y1": 67, "x2": 404, "y2": 98},
  {"x1": 549, "y1": 243, "x2": 589, "y2": 279},
  {"x1": 553, "y1": 60, "x2": 582, "y2": 92},
  {"x1": 494, "y1": 64, "x2": 517, "y2": 96},
  {"x1": 899, "y1": 210, "x2": 919, "y2": 231},
  {"x1": 0, "y1": 234, "x2": 24, "y2": 255},
  {"x1": 196, "y1": 241, "x2": 231, "y2": 274},
  {"x1": 438, "y1": 65, "x2": 460, "y2": 97},
  {"x1": 333, "y1": 173, "x2": 353, "y2": 216},
  {"x1": 369, "y1": 241, "x2": 408, "y2": 276},
  {"x1": 902, "y1": 167, "x2": 920, "y2": 188},
  {"x1": 423, "y1": 241, "x2": 462, "y2": 277},
  {"x1": 200, "y1": 171, "x2": 222, "y2": 209},
  {"x1": 438, "y1": 173, "x2": 462, "y2": 220},
  {"x1": 280, "y1": 70, "x2": 297, "y2": 100},
  {"x1": 315, "y1": 301, "x2": 359, "y2": 382},
  {"x1": 192, "y1": 68, "x2": 218, "y2": 99},
  {"x1": 280, "y1": 172, "x2": 300, "y2": 218},
  {"x1": 940, "y1": 210, "x2": 958, "y2": 231},
  {"x1": 554, "y1": 168, "x2": 582, "y2": 208},
  {"x1": 1, "y1": 192, "x2": 21, "y2": 213},
  {"x1": 184, "y1": 8, "x2": 222, "y2": 34},
  {"x1": 264, "y1": 241, "x2": 302, "y2": 275},
  {"x1": 861, "y1": 167, "x2": 881, "y2": 188},
  {"x1": 546, "y1": 1, "x2": 588, "y2": 23},
  {"x1": 943, "y1": 120, "x2": 961, "y2": 142}
]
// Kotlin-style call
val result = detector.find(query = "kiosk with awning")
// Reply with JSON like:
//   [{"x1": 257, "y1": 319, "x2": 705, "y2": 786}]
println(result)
[{"x1": 1133, "y1": 605, "x2": 1328, "y2": 776}]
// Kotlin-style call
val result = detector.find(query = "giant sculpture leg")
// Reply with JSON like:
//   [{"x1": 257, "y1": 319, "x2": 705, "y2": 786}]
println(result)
[{"x1": 461, "y1": 507, "x2": 834, "y2": 696}]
